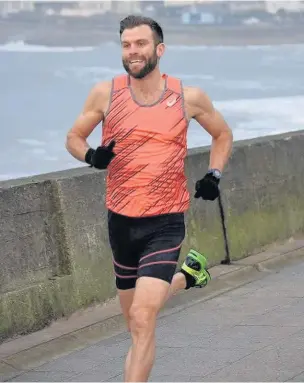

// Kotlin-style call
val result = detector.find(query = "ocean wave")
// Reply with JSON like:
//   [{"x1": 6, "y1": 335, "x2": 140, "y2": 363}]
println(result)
[
  {"x1": 188, "y1": 94, "x2": 304, "y2": 147},
  {"x1": 167, "y1": 43, "x2": 304, "y2": 52},
  {"x1": 17, "y1": 138, "x2": 46, "y2": 146},
  {"x1": 2, "y1": 40, "x2": 304, "y2": 54},
  {"x1": 54, "y1": 66, "x2": 122, "y2": 83},
  {"x1": 0, "y1": 40, "x2": 94, "y2": 53},
  {"x1": 215, "y1": 95, "x2": 304, "y2": 114},
  {"x1": 175, "y1": 73, "x2": 214, "y2": 81},
  {"x1": 216, "y1": 95, "x2": 304, "y2": 136},
  {"x1": 54, "y1": 66, "x2": 214, "y2": 82}
]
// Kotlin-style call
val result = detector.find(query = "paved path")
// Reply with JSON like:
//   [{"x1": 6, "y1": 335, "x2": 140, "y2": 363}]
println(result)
[{"x1": 7, "y1": 261, "x2": 304, "y2": 382}]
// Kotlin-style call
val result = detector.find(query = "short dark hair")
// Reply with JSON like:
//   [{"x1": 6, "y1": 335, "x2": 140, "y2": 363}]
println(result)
[{"x1": 120, "y1": 15, "x2": 164, "y2": 45}]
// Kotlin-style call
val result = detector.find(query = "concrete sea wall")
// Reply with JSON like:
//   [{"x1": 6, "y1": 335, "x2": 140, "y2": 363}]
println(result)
[{"x1": 1, "y1": 130, "x2": 304, "y2": 342}]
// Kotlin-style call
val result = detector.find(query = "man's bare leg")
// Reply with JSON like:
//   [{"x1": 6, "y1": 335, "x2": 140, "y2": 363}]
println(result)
[
  {"x1": 167, "y1": 271, "x2": 186, "y2": 298},
  {"x1": 125, "y1": 276, "x2": 172, "y2": 382},
  {"x1": 118, "y1": 288, "x2": 135, "y2": 330},
  {"x1": 118, "y1": 273, "x2": 186, "y2": 381},
  {"x1": 117, "y1": 289, "x2": 135, "y2": 381},
  {"x1": 119, "y1": 253, "x2": 210, "y2": 381}
]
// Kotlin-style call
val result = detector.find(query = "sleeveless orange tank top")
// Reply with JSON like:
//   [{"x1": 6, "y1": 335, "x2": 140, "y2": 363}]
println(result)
[{"x1": 101, "y1": 73, "x2": 190, "y2": 218}]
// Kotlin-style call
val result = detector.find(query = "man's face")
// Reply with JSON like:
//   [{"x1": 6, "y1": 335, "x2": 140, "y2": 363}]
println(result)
[{"x1": 121, "y1": 25, "x2": 164, "y2": 79}]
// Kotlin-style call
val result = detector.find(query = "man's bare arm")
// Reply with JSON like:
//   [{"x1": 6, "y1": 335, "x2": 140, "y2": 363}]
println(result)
[
  {"x1": 65, "y1": 81, "x2": 111, "y2": 162},
  {"x1": 185, "y1": 87, "x2": 233, "y2": 173}
]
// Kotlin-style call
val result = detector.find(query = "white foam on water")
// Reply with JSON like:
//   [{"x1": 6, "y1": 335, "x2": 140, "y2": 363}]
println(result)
[
  {"x1": 174, "y1": 73, "x2": 214, "y2": 81},
  {"x1": 2, "y1": 40, "x2": 304, "y2": 54},
  {"x1": 54, "y1": 66, "x2": 122, "y2": 82},
  {"x1": 55, "y1": 66, "x2": 214, "y2": 82},
  {"x1": 70, "y1": 66, "x2": 122, "y2": 76},
  {"x1": 215, "y1": 94, "x2": 304, "y2": 115},
  {"x1": 218, "y1": 79, "x2": 266, "y2": 91},
  {"x1": 215, "y1": 95, "x2": 304, "y2": 140},
  {"x1": 167, "y1": 43, "x2": 304, "y2": 52},
  {"x1": 188, "y1": 94, "x2": 304, "y2": 148},
  {"x1": 30, "y1": 148, "x2": 47, "y2": 155},
  {"x1": 17, "y1": 138, "x2": 46, "y2": 146},
  {"x1": 0, "y1": 40, "x2": 94, "y2": 53},
  {"x1": 166, "y1": 44, "x2": 249, "y2": 52}
]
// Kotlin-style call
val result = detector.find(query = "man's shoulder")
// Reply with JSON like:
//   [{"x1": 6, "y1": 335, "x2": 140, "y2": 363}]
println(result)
[
  {"x1": 182, "y1": 85, "x2": 214, "y2": 119},
  {"x1": 183, "y1": 85, "x2": 207, "y2": 101},
  {"x1": 90, "y1": 80, "x2": 113, "y2": 97},
  {"x1": 91, "y1": 73, "x2": 128, "y2": 96},
  {"x1": 85, "y1": 81, "x2": 113, "y2": 114}
]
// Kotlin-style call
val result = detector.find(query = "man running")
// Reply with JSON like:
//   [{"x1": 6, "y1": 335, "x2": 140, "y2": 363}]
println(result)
[{"x1": 65, "y1": 15, "x2": 233, "y2": 382}]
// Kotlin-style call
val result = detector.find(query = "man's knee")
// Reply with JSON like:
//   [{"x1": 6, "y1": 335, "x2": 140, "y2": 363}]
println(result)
[
  {"x1": 128, "y1": 276, "x2": 170, "y2": 335},
  {"x1": 129, "y1": 304, "x2": 157, "y2": 335},
  {"x1": 117, "y1": 288, "x2": 135, "y2": 332}
]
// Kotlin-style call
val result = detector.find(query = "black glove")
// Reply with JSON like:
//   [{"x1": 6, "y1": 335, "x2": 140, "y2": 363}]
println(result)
[
  {"x1": 85, "y1": 140, "x2": 116, "y2": 169},
  {"x1": 194, "y1": 172, "x2": 220, "y2": 201}
]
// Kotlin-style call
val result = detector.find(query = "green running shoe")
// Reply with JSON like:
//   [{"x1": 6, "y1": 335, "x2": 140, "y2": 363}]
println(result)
[{"x1": 181, "y1": 249, "x2": 211, "y2": 288}]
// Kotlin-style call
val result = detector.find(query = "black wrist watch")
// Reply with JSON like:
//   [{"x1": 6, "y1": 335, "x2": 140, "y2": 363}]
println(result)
[{"x1": 207, "y1": 168, "x2": 222, "y2": 180}]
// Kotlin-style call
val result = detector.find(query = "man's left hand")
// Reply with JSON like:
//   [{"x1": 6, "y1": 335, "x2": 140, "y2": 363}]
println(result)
[{"x1": 194, "y1": 173, "x2": 220, "y2": 201}]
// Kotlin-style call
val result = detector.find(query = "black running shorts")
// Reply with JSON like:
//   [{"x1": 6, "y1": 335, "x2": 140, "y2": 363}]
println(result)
[{"x1": 107, "y1": 210, "x2": 186, "y2": 290}]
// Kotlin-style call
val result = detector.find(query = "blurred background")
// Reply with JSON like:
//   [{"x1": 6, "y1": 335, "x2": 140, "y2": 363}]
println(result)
[{"x1": 1, "y1": 0, "x2": 304, "y2": 181}]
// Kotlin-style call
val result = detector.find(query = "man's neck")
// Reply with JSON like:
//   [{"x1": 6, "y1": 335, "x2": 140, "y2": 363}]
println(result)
[{"x1": 129, "y1": 69, "x2": 165, "y2": 96}]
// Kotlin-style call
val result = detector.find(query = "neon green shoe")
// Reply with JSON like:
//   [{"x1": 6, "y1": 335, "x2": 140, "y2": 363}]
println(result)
[{"x1": 181, "y1": 249, "x2": 211, "y2": 288}]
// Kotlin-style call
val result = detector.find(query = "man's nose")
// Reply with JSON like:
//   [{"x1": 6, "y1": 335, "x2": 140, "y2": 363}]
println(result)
[{"x1": 129, "y1": 44, "x2": 139, "y2": 56}]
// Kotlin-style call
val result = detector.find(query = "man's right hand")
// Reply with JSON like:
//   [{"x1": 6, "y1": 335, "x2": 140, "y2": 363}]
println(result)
[{"x1": 85, "y1": 141, "x2": 116, "y2": 169}]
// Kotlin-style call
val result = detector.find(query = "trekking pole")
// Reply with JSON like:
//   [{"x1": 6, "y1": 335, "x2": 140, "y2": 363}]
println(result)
[{"x1": 218, "y1": 190, "x2": 231, "y2": 265}]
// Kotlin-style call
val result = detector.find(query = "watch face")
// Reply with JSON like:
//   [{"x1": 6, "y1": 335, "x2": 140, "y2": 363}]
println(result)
[{"x1": 208, "y1": 169, "x2": 222, "y2": 179}]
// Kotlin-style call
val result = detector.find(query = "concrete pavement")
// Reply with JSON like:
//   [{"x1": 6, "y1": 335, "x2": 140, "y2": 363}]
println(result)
[{"x1": 3, "y1": 254, "x2": 304, "y2": 382}]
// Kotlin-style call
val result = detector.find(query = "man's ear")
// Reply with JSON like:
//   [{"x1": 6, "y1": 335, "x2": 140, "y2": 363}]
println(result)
[{"x1": 156, "y1": 43, "x2": 165, "y2": 58}]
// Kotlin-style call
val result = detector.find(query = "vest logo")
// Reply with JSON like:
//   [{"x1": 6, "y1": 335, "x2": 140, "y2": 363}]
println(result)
[{"x1": 167, "y1": 96, "x2": 177, "y2": 107}]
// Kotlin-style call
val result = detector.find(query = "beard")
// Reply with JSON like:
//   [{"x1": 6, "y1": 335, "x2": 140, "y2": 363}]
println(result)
[{"x1": 122, "y1": 49, "x2": 158, "y2": 79}]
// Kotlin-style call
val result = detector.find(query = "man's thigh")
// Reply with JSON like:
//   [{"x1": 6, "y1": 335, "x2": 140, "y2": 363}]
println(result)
[
  {"x1": 108, "y1": 210, "x2": 186, "y2": 317},
  {"x1": 108, "y1": 210, "x2": 139, "y2": 291},
  {"x1": 131, "y1": 276, "x2": 171, "y2": 317},
  {"x1": 137, "y1": 212, "x2": 186, "y2": 285}
]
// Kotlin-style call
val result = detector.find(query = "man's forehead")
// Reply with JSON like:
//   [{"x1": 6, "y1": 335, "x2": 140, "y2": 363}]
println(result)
[{"x1": 121, "y1": 25, "x2": 153, "y2": 41}]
